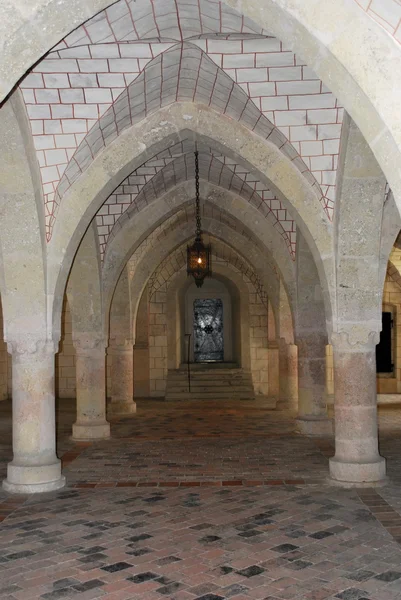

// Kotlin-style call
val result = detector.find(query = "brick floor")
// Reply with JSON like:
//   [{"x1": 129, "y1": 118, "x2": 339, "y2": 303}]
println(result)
[{"x1": 0, "y1": 399, "x2": 401, "y2": 599}]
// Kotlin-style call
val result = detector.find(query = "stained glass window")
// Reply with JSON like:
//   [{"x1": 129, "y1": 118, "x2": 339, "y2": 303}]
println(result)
[{"x1": 193, "y1": 298, "x2": 224, "y2": 362}]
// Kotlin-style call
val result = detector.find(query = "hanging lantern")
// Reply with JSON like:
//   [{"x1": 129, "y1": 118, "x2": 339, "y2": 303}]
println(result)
[{"x1": 187, "y1": 151, "x2": 212, "y2": 288}]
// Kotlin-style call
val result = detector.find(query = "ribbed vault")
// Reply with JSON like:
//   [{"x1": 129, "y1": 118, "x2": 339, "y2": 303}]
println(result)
[
  {"x1": 147, "y1": 235, "x2": 269, "y2": 307},
  {"x1": 102, "y1": 150, "x2": 296, "y2": 257},
  {"x1": 52, "y1": 42, "x2": 324, "y2": 237}
]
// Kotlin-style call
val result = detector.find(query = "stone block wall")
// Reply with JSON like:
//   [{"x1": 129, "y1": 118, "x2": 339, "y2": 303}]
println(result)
[
  {"x1": 55, "y1": 295, "x2": 138, "y2": 400},
  {"x1": 248, "y1": 281, "x2": 269, "y2": 396},
  {"x1": 377, "y1": 275, "x2": 401, "y2": 394},
  {"x1": 148, "y1": 285, "x2": 168, "y2": 397},
  {"x1": 146, "y1": 268, "x2": 269, "y2": 398},
  {"x1": 326, "y1": 274, "x2": 401, "y2": 401},
  {"x1": 0, "y1": 299, "x2": 9, "y2": 401},
  {"x1": 134, "y1": 286, "x2": 150, "y2": 397},
  {"x1": 55, "y1": 298, "x2": 76, "y2": 398},
  {"x1": 56, "y1": 297, "x2": 113, "y2": 399},
  {"x1": 134, "y1": 346, "x2": 150, "y2": 397},
  {"x1": 106, "y1": 351, "x2": 112, "y2": 399},
  {"x1": 326, "y1": 344, "x2": 334, "y2": 397},
  {"x1": 55, "y1": 271, "x2": 269, "y2": 400}
]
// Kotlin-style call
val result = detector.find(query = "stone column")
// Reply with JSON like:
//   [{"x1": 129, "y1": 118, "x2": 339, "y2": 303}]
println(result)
[
  {"x1": 3, "y1": 339, "x2": 66, "y2": 493},
  {"x1": 108, "y1": 341, "x2": 136, "y2": 415},
  {"x1": 72, "y1": 336, "x2": 110, "y2": 440},
  {"x1": 295, "y1": 231, "x2": 332, "y2": 435},
  {"x1": 268, "y1": 341, "x2": 279, "y2": 403},
  {"x1": 287, "y1": 344, "x2": 298, "y2": 408},
  {"x1": 329, "y1": 333, "x2": 386, "y2": 485},
  {"x1": 277, "y1": 340, "x2": 298, "y2": 410},
  {"x1": 296, "y1": 334, "x2": 332, "y2": 435},
  {"x1": 326, "y1": 344, "x2": 335, "y2": 418}
]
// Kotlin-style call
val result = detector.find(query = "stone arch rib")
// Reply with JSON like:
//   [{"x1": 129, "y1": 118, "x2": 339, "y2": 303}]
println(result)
[
  {"x1": 51, "y1": 41, "x2": 324, "y2": 239},
  {"x1": 102, "y1": 150, "x2": 296, "y2": 258}
]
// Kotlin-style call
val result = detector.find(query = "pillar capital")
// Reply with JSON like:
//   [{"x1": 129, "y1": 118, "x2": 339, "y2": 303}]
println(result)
[
  {"x1": 109, "y1": 337, "x2": 133, "y2": 352},
  {"x1": 72, "y1": 334, "x2": 106, "y2": 355},
  {"x1": 330, "y1": 329, "x2": 380, "y2": 352},
  {"x1": 6, "y1": 336, "x2": 59, "y2": 358}
]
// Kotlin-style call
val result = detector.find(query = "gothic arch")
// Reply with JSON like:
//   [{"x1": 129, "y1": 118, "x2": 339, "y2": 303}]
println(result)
[
  {"x1": 1, "y1": 0, "x2": 401, "y2": 210},
  {"x1": 0, "y1": 91, "x2": 48, "y2": 349},
  {"x1": 126, "y1": 226, "x2": 286, "y2": 344},
  {"x1": 100, "y1": 184, "x2": 296, "y2": 329},
  {"x1": 166, "y1": 264, "x2": 255, "y2": 375},
  {"x1": 49, "y1": 104, "x2": 332, "y2": 339}
]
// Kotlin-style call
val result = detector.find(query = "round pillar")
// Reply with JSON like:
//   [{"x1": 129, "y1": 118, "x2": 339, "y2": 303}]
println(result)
[
  {"x1": 296, "y1": 335, "x2": 332, "y2": 435},
  {"x1": 287, "y1": 343, "x2": 299, "y2": 408},
  {"x1": 277, "y1": 340, "x2": 298, "y2": 410},
  {"x1": 329, "y1": 334, "x2": 386, "y2": 486},
  {"x1": 3, "y1": 340, "x2": 66, "y2": 494},
  {"x1": 108, "y1": 344, "x2": 136, "y2": 415},
  {"x1": 325, "y1": 344, "x2": 335, "y2": 418},
  {"x1": 268, "y1": 342, "x2": 279, "y2": 404},
  {"x1": 72, "y1": 338, "x2": 110, "y2": 440}
]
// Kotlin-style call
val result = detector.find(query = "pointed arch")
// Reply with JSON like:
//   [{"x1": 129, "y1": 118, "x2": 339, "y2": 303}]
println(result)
[
  {"x1": 1, "y1": 0, "x2": 401, "y2": 213},
  {"x1": 100, "y1": 182, "x2": 296, "y2": 327},
  {"x1": 51, "y1": 42, "x2": 321, "y2": 236},
  {"x1": 105, "y1": 151, "x2": 295, "y2": 257},
  {"x1": 49, "y1": 103, "x2": 333, "y2": 341}
]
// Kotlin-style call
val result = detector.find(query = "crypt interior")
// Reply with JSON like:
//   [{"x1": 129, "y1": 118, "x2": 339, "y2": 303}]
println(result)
[{"x1": 2, "y1": 1, "x2": 401, "y2": 599}]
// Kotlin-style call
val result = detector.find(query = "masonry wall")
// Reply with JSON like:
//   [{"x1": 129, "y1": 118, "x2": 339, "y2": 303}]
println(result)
[
  {"x1": 56, "y1": 297, "x2": 76, "y2": 398},
  {"x1": 0, "y1": 298, "x2": 9, "y2": 401},
  {"x1": 325, "y1": 275, "x2": 401, "y2": 401},
  {"x1": 147, "y1": 265, "x2": 270, "y2": 398},
  {"x1": 134, "y1": 286, "x2": 150, "y2": 398},
  {"x1": 247, "y1": 278, "x2": 269, "y2": 397},
  {"x1": 56, "y1": 272, "x2": 270, "y2": 400},
  {"x1": 56, "y1": 296, "x2": 115, "y2": 399},
  {"x1": 148, "y1": 286, "x2": 168, "y2": 397},
  {"x1": 377, "y1": 275, "x2": 401, "y2": 394}
]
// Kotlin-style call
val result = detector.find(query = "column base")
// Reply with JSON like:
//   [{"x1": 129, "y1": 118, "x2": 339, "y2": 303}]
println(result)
[
  {"x1": 329, "y1": 456, "x2": 387, "y2": 487},
  {"x1": 276, "y1": 398, "x2": 297, "y2": 411},
  {"x1": 3, "y1": 461, "x2": 66, "y2": 494},
  {"x1": 296, "y1": 415, "x2": 333, "y2": 436},
  {"x1": 108, "y1": 401, "x2": 137, "y2": 415},
  {"x1": 72, "y1": 421, "x2": 110, "y2": 441}
]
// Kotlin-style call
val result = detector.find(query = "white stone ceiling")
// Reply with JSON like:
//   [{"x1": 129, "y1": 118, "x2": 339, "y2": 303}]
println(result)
[
  {"x1": 18, "y1": 0, "x2": 343, "y2": 252},
  {"x1": 57, "y1": 0, "x2": 268, "y2": 46},
  {"x1": 100, "y1": 148, "x2": 296, "y2": 259}
]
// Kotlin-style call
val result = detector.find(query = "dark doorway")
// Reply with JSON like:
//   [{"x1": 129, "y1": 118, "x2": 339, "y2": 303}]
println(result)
[
  {"x1": 193, "y1": 298, "x2": 224, "y2": 362},
  {"x1": 376, "y1": 311, "x2": 393, "y2": 373}
]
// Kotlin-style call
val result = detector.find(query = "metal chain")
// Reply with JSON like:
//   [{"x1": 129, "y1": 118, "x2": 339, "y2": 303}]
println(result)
[{"x1": 195, "y1": 150, "x2": 201, "y2": 238}]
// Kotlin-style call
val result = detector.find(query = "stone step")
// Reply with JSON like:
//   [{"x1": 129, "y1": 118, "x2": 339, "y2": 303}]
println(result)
[
  {"x1": 166, "y1": 378, "x2": 253, "y2": 386},
  {"x1": 167, "y1": 381, "x2": 253, "y2": 388},
  {"x1": 165, "y1": 366, "x2": 255, "y2": 401},
  {"x1": 165, "y1": 392, "x2": 256, "y2": 400},
  {"x1": 167, "y1": 383, "x2": 253, "y2": 390},
  {"x1": 169, "y1": 371, "x2": 251, "y2": 379},
  {"x1": 168, "y1": 381, "x2": 249, "y2": 387},
  {"x1": 178, "y1": 362, "x2": 239, "y2": 370},
  {"x1": 166, "y1": 386, "x2": 254, "y2": 394}
]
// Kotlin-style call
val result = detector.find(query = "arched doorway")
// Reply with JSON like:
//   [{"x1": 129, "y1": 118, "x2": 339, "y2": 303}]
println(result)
[{"x1": 185, "y1": 279, "x2": 233, "y2": 365}]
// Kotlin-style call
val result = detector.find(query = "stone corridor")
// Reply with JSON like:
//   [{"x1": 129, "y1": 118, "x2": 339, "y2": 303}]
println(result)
[{"x1": 1, "y1": 402, "x2": 401, "y2": 599}]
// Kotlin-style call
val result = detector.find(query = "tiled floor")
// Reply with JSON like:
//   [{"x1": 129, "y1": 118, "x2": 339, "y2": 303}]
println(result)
[{"x1": 1, "y1": 399, "x2": 401, "y2": 599}]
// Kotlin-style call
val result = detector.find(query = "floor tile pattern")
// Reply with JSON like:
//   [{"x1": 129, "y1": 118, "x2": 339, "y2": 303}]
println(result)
[
  {"x1": 0, "y1": 399, "x2": 401, "y2": 598},
  {"x1": 1, "y1": 485, "x2": 401, "y2": 600}
]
